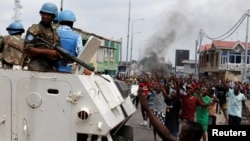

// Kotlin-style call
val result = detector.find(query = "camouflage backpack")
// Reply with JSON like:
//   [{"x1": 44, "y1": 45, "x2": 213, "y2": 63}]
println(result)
[{"x1": 2, "y1": 35, "x2": 25, "y2": 65}]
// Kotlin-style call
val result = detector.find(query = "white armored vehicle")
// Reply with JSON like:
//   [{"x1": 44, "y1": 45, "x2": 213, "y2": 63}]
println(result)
[{"x1": 0, "y1": 36, "x2": 136, "y2": 141}]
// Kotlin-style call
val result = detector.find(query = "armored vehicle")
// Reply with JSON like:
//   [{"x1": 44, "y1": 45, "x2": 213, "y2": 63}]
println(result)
[{"x1": 0, "y1": 36, "x2": 136, "y2": 141}]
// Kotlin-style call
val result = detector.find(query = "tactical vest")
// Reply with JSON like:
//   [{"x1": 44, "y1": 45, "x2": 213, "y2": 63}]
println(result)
[
  {"x1": 56, "y1": 28, "x2": 79, "y2": 73},
  {"x1": 2, "y1": 35, "x2": 25, "y2": 65},
  {"x1": 29, "y1": 24, "x2": 60, "y2": 48},
  {"x1": 24, "y1": 23, "x2": 60, "y2": 72}
]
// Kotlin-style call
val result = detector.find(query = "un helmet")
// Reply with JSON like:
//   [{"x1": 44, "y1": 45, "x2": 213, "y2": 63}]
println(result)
[
  {"x1": 58, "y1": 10, "x2": 76, "y2": 22},
  {"x1": 39, "y1": 2, "x2": 58, "y2": 17},
  {"x1": 6, "y1": 22, "x2": 25, "y2": 35},
  {"x1": 53, "y1": 12, "x2": 59, "y2": 23}
]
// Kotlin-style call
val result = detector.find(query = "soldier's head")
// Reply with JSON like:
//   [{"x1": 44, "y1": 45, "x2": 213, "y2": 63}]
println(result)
[
  {"x1": 58, "y1": 10, "x2": 76, "y2": 28},
  {"x1": 39, "y1": 2, "x2": 58, "y2": 25},
  {"x1": 6, "y1": 22, "x2": 25, "y2": 35}
]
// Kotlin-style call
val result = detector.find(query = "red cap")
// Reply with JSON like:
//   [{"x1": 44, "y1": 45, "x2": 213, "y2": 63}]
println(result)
[{"x1": 186, "y1": 85, "x2": 193, "y2": 90}]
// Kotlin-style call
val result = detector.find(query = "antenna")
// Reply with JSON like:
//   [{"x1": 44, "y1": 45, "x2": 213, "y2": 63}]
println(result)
[
  {"x1": 13, "y1": 0, "x2": 22, "y2": 22},
  {"x1": 60, "y1": 0, "x2": 63, "y2": 11}
]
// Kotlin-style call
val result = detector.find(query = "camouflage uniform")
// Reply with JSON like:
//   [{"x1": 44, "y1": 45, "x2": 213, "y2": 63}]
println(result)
[
  {"x1": 0, "y1": 35, "x2": 25, "y2": 69},
  {"x1": 24, "y1": 22, "x2": 60, "y2": 72}
]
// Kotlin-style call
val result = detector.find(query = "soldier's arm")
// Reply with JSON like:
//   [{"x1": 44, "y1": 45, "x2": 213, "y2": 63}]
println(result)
[{"x1": 23, "y1": 26, "x2": 61, "y2": 59}]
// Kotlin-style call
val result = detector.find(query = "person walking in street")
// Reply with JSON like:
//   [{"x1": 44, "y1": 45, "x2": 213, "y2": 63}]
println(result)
[
  {"x1": 208, "y1": 87, "x2": 219, "y2": 126},
  {"x1": 162, "y1": 74, "x2": 181, "y2": 139},
  {"x1": 194, "y1": 86, "x2": 211, "y2": 141},
  {"x1": 214, "y1": 77, "x2": 228, "y2": 124},
  {"x1": 222, "y1": 79, "x2": 249, "y2": 125},
  {"x1": 24, "y1": 2, "x2": 62, "y2": 72},
  {"x1": 179, "y1": 84, "x2": 208, "y2": 122},
  {"x1": 138, "y1": 74, "x2": 153, "y2": 127},
  {"x1": 150, "y1": 71, "x2": 167, "y2": 141}
]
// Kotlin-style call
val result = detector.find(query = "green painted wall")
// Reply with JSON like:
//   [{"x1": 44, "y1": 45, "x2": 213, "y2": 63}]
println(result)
[{"x1": 76, "y1": 29, "x2": 121, "y2": 77}]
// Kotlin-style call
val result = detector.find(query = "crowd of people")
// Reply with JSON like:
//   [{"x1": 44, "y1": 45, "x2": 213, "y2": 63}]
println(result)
[{"x1": 118, "y1": 70, "x2": 250, "y2": 141}]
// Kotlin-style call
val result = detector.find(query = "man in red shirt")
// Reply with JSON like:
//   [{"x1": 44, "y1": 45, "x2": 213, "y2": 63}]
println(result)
[{"x1": 179, "y1": 85, "x2": 207, "y2": 122}]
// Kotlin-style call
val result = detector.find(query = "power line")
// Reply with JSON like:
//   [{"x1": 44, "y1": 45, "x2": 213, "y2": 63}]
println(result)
[{"x1": 202, "y1": 13, "x2": 247, "y2": 41}]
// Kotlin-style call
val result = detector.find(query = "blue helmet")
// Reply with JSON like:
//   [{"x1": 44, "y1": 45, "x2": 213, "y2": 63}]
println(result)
[
  {"x1": 6, "y1": 22, "x2": 25, "y2": 35},
  {"x1": 58, "y1": 10, "x2": 76, "y2": 22},
  {"x1": 39, "y1": 2, "x2": 58, "y2": 17},
  {"x1": 53, "y1": 12, "x2": 59, "y2": 23}
]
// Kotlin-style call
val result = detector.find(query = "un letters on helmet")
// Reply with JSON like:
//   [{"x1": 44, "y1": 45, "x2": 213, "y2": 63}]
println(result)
[{"x1": 2, "y1": 36, "x2": 25, "y2": 65}]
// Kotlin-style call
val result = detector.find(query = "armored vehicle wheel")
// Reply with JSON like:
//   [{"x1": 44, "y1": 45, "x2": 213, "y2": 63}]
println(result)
[{"x1": 112, "y1": 125, "x2": 133, "y2": 141}]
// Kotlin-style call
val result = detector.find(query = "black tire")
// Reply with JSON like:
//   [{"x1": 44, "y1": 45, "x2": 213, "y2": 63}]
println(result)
[{"x1": 112, "y1": 125, "x2": 133, "y2": 141}]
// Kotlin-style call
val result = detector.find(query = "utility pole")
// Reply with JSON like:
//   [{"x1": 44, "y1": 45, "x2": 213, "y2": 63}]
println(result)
[
  {"x1": 126, "y1": 0, "x2": 131, "y2": 69},
  {"x1": 130, "y1": 31, "x2": 141, "y2": 62},
  {"x1": 120, "y1": 37, "x2": 123, "y2": 65},
  {"x1": 130, "y1": 18, "x2": 144, "y2": 62},
  {"x1": 195, "y1": 39, "x2": 198, "y2": 80},
  {"x1": 243, "y1": 9, "x2": 249, "y2": 82},
  {"x1": 13, "y1": 0, "x2": 22, "y2": 22},
  {"x1": 197, "y1": 29, "x2": 203, "y2": 80}
]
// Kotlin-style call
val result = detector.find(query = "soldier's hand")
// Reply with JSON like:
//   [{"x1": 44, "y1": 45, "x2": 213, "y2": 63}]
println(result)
[{"x1": 48, "y1": 50, "x2": 62, "y2": 60}]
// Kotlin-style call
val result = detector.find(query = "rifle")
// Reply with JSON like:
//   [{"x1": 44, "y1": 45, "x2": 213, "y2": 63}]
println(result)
[
  {"x1": 27, "y1": 34, "x2": 110, "y2": 82},
  {"x1": 35, "y1": 36, "x2": 95, "y2": 71}
]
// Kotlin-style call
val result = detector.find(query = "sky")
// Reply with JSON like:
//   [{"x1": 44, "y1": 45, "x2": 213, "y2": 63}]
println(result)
[{"x1": 0, "y1": 0, "x2": 250, "y2": 66}]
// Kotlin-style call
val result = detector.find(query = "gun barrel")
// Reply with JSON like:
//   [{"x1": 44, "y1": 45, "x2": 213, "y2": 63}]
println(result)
[{"x1": 36, "y1": 37, "x2": 94, "y2": 71}]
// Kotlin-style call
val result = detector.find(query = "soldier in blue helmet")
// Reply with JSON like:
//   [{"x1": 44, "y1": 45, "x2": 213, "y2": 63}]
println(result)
[
  {"x1": 0, "y1": 22, "x2": 26, "y2": 69},
  {"x1": 55, "y1": 10, "x2": 84, "y2": 73},
  {"x1": 23, "y1": 2, "x2": 62, "y2": 72}
]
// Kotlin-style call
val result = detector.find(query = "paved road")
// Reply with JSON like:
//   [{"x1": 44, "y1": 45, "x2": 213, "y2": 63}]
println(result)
[
  {"x1": 126, "y1": 99, "x2": 250, "y2": 140},
  {"x1": 126, "y1": 107, "x2": 162, "y2": 141}
]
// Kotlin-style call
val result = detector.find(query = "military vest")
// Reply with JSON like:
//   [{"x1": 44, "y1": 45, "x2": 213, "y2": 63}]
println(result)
[
  {"x1": 2, "y1": 35, "x2": 25, "y2": 65},
  {"x1": 56, "y1": 28, "x2": 79, "y2": 72},
  {"x1": 24, "y1": 23, "x2": 60, "y2": 72}
]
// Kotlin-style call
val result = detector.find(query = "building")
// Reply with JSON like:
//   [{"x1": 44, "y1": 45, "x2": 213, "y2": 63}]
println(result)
[
  {"x1": 175, "y1": 49, "x2": 189, "y2": 73},
  {"x1": 183, "y1": 60, "x2": 195, "y2": 74},
  {"x1": 199, "y1": 40, "x2": 250, "y2": 82},
  {"x1": 175, "y1": 49, "x2": 189, "y2": 66},
  {"x1": 74, "y1": 28, "x2": 121, "y2": 77}
]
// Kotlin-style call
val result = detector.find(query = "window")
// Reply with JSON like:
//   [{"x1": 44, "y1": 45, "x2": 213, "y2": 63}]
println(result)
[
  {"x1": 105, "y1": 40, "x2": 114, "y2": 48},
  {"x1": 245, "y1": 53, "x2": 250, "y2": 63},
  {"x1": 229, "y1": 52, "x2": 241, "y2": 63},
  {"x1": 103, "y1": 48, "x2": 115, "y2": 61},
  {"x1": 110, "y1": 49, "x2": 114, "y2": 59},
  {"x1": 103, "y1": 40, "x2": 115, "y2": 61},
  {"x1": 221, "y1": 51, "x2": 227, "y2": 64},
  {"x1": 104, "y1": 48, "x2": 108, "y2": 58},
  {"x1": 97, "y1": 48, "x2": 104, "y2": 62},
  {"x1": 221, "y1": 56, "x2": 227, "y2": 64}
]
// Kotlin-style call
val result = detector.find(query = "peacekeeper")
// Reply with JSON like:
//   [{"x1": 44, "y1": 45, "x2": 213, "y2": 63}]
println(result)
[
  {"x1": 23, "y1": 2, "x2": 62, "y2": 72},
  {"x1": 0, "y1": 22, "x2": 26, "y2": 69},
  {"x1": 55, "y1": 10, "x2": 84, "y2": 73}
]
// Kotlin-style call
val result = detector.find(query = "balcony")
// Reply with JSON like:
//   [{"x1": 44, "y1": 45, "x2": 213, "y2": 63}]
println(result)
[{"x1": 219, "y1": 63, "x2": 250, "y2": 72}]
